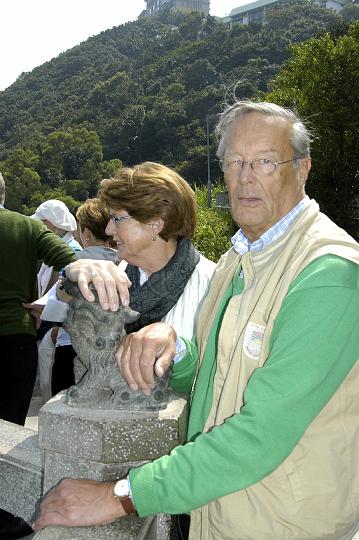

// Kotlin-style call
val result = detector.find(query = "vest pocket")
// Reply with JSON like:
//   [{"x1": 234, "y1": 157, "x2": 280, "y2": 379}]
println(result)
[{"x1": 283, "y1": 459, "x2": 306, "y2": 502}]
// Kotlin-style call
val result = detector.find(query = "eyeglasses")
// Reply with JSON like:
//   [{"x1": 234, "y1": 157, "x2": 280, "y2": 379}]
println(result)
[
  {"x1": 219, "y1": 157, "x2": 300, "y2": 176},
  {"x1": 108, "y1": 213, "x2": 132, "y2": 225}
]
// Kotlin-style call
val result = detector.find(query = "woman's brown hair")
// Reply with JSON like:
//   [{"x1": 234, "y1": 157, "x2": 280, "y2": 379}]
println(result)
[
  {"x1": 98, "y1": 162, "x2": 196, "y2": 241},
  {"x1": 76, "y1": 198, "x2": 111, "y2": 242}
]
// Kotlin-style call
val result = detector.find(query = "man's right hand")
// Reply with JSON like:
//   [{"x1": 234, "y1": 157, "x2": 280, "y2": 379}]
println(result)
[
  {"x1": 116, "y1": 323, "x2": 177, "y2": 395},
  {"x1": 33, "y1": 478, "x2": 126, "y2": 530}
]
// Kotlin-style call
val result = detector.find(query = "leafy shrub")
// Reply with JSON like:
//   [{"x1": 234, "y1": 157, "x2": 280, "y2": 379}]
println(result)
[{"x1": 193, "y1": 183, "x2": 234, "y2": 262}]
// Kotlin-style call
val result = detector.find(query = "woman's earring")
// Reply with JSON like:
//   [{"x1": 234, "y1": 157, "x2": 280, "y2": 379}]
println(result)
[{"x1": 151, "y1": 222, "x2": 158, "y2": 241}]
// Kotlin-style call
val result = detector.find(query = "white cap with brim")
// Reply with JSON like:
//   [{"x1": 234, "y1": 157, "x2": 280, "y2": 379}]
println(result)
[{"x1": 31, "y1": 199, "x2": 77, "y2": 232}]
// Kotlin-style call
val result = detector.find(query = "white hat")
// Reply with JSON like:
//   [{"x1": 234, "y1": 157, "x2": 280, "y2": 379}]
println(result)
[{"x1": 31, "y1": 199, "x2": 77, "y2": 232}]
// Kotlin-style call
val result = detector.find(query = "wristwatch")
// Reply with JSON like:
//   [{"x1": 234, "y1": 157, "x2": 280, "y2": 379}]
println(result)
[{"x1": 113, "y1": 478, "x2": 136, "y2": 515}]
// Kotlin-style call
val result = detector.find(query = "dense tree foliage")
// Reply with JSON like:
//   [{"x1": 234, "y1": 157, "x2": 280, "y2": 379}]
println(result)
[
  {"x1": 265, "y1": 21, "x2": 359, "y2": 237},
  {"x1": 0, "y1": 0, "x2": 357, "y2": 238},
  {"x1": 194, "y1": 184, "x2": 233, "y2": 261}
]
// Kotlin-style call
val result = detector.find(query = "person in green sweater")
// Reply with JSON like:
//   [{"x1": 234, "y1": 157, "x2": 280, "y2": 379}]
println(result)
[
  {"x1": 34, "y1": 103, "x2": 359, "y2": 540},
  {"x1": 0, "y1": 175, "x2": 77, "y2": 539},
  {"x1": 0, "y1": 176, "x2": 76, "y2": 426}
]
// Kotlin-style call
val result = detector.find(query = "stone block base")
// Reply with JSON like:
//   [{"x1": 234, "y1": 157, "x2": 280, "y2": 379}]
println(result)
[
  {"x1": 0, "y1": 419, "x2": 42, "y2": 524},
  {"x1": 36, "y1": 392, "x2": 188, "y2": 539}
]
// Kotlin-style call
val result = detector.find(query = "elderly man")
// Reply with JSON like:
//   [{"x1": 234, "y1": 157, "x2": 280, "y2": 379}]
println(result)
[{"x1": 34, "y1": 102, "x2": 359, "y2": 540}]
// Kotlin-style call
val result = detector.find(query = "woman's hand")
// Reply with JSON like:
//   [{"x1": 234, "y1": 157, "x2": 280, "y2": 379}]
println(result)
[
  {"x1": 64, "y1": 260, "x2": 131, "y2": 311},
  {"x1": 116, "y1": 323, "x2": 177, "y2": 395}
]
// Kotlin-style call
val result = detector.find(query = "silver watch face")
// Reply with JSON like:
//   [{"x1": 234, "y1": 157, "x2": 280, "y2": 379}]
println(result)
[{"x1": 114, "y1": 479, "x2": 129, "y2": 498}]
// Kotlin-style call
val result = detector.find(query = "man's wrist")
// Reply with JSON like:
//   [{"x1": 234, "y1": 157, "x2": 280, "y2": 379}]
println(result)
[{"x1": 113, "y1": 477, "x2": 137, "y2": 515}]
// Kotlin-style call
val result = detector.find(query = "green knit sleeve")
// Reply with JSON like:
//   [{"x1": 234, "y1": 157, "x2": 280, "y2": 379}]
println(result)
[{"x1": 129, "y1": 255, "x2": 359, "y2": 516}]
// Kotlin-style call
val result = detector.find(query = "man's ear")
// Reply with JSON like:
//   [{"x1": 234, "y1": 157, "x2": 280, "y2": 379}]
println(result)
[{"x1": 299, "y1": 158, "x2": 311, "y2": 187}]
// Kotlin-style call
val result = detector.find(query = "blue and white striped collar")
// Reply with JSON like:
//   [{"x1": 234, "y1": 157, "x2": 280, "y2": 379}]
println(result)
[{"x1": 232, "y1": 196, "x2": 310, "y2": 256}]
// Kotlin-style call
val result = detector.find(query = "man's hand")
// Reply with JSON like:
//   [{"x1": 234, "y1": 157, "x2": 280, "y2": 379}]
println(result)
[
  {"x1": 64, "y1": 260, "x2": 131, "y2": 311},
  {"x1": 22, "y1": 302, "x2": 44, "y2": 329},
  {"x1": 33, "y1": 478, "x2": 126, "y2": 530},
  {"x1": 116, "y1": 323, "x2": 177, "y2": 395}
]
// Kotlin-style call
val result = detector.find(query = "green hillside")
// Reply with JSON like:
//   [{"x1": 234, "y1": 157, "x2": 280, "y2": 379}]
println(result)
[
  {"x1": 0, "y1": 0, "x2": 357, "y2": 238},
  {"x1": 0, "y1": 2, "x2": 341, "y2": 164}
]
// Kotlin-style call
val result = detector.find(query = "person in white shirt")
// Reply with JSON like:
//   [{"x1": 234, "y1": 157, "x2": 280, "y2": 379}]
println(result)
[{"x1": 31, "y1": 199, "x2": 81, "y2": 402}]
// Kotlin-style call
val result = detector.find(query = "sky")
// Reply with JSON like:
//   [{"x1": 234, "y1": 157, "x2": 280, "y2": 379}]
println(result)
[{"x1": 0, "y1": 0, "x2": 249, "y2": 92}]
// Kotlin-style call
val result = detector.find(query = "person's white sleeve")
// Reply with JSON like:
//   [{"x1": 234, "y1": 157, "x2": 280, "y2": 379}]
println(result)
[
  {"x1": 40, "y1": 283, "x2": 69, "y2": 322},
  {"x1": 173, "y1": 337, "x2": 187, "y2": 364}
]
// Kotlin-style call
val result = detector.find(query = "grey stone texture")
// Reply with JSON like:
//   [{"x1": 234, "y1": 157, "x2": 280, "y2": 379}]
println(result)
[
  {"x1": 0, "y1": 419, "x2": 42, "y2": 524},
  {"x1": 39, "y1": 392, "x2": 187, "y2": 467},
  {"x1": 35, "y1": 392, "x2": 188, "y2": 539},
  {"x1": 31, "y1": 515, "x2": 159, "y2": 539},
  {"x1": 63, "y1": 279, "x2": 172, "y2": 411},
  {"x1": 31, "y1": 514, "x2": 173, "y2": 539}
]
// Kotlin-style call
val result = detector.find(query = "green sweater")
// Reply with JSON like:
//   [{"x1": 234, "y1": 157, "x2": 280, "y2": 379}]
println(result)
[
  {"x1": 129, "y1": 255, "x2": 359, "y2": 516},
  {"x1": 0, "y1": 209, "x2": 76, "y2": 336}
]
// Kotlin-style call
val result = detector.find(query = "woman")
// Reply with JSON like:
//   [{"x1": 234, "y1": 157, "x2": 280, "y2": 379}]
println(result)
[
  {"x1": 49, "y1": 199, "x2": 117, "y2": 395},
  {"x1": 47, "y1": 161, "x2": 215, "y2": 343},
  {"x1": 39, "y1": 163, "x2": 214, "y2": 391},
  {"x1": 75, "y1": 198, "x2": 117, "y2": 262},
  {"x1": 96, "y1": 161, "x2": 215, "y2": 339}
]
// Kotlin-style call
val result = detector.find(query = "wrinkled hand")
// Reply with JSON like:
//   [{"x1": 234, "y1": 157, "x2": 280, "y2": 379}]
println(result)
[
  {"x1": 22, "y1": 302, "x2": 44, "y2": 329},
  {"x1": 64, "y1": 260, "x2": 131, "y2": 311},
  {"x1": 116, "y1": 323, "x2": 177, "y2": 395},
  {"x1": 33, "y1": 477, "x2": 125, "y2": 530}
]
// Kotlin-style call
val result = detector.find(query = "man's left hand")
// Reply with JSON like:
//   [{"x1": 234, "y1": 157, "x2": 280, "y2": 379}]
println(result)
[
  {"x1": 33, "y1": 478, "x2": 126, "y2": 530},
  {"x1": 116, "y1": 322, "x2": 177, "y2": 395}
]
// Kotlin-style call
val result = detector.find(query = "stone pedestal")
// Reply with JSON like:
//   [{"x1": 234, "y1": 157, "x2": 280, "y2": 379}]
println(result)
[
  {"x1": 36, "y1": 391, "x2": 188, "y2": 539},
  {"x1": 0, "y1": 419, "x2": 42, "y2": 524}
]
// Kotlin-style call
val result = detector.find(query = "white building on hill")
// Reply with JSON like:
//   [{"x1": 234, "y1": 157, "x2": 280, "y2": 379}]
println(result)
[
  {"x1": 223, "y1": 0, "x2": 350, "y2": 26},
  {"x1": 144, "y1": 0, "x2": 210, "y2": 16}
]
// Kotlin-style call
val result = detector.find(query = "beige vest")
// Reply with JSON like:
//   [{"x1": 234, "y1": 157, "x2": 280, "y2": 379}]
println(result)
[{"x1": 190, "y1": 201, "x2": 359, "y2": 540}]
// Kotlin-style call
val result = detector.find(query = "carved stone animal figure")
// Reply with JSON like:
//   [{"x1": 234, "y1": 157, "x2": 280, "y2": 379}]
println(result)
[{"x1": 62, "y1": 279, "x2": 172, "y2": 410}]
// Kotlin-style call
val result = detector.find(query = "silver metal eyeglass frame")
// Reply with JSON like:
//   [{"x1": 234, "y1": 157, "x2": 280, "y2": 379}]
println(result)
[{"x1": 219, "y1": 157, "x2": 300, "y2": 175}]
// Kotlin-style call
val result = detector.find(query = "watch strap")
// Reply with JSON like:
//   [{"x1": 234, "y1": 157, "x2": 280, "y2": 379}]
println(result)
[
  {"x1": 119, "y1": 494, "x2": 136, "y2": 515},
  {"x1": 114, "y1": 478, "x2": 137, "y2": 515}
]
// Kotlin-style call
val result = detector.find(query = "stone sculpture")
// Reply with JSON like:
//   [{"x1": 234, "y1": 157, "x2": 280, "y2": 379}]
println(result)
[{"x1": 62, "y1": 279, "x2": 172, "y2": 411}]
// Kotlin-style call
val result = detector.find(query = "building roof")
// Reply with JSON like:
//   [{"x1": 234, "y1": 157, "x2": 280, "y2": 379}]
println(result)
[{"x1": 228, "y1": 0, "x2": 278, "y2": 17}]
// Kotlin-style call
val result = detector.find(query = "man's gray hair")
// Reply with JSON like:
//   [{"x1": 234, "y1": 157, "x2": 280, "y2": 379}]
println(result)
[
  {"x1": 0, "y1": 172, "x2": 5, "y2": 205},
  {"x1": 216, "y1": 101, "x2": 312, "y2": 160}
]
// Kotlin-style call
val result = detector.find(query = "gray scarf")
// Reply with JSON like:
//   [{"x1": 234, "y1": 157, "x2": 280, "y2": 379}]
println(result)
[{"x1": 125, "y1": 238, "x2": 200, "y2": 333}]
